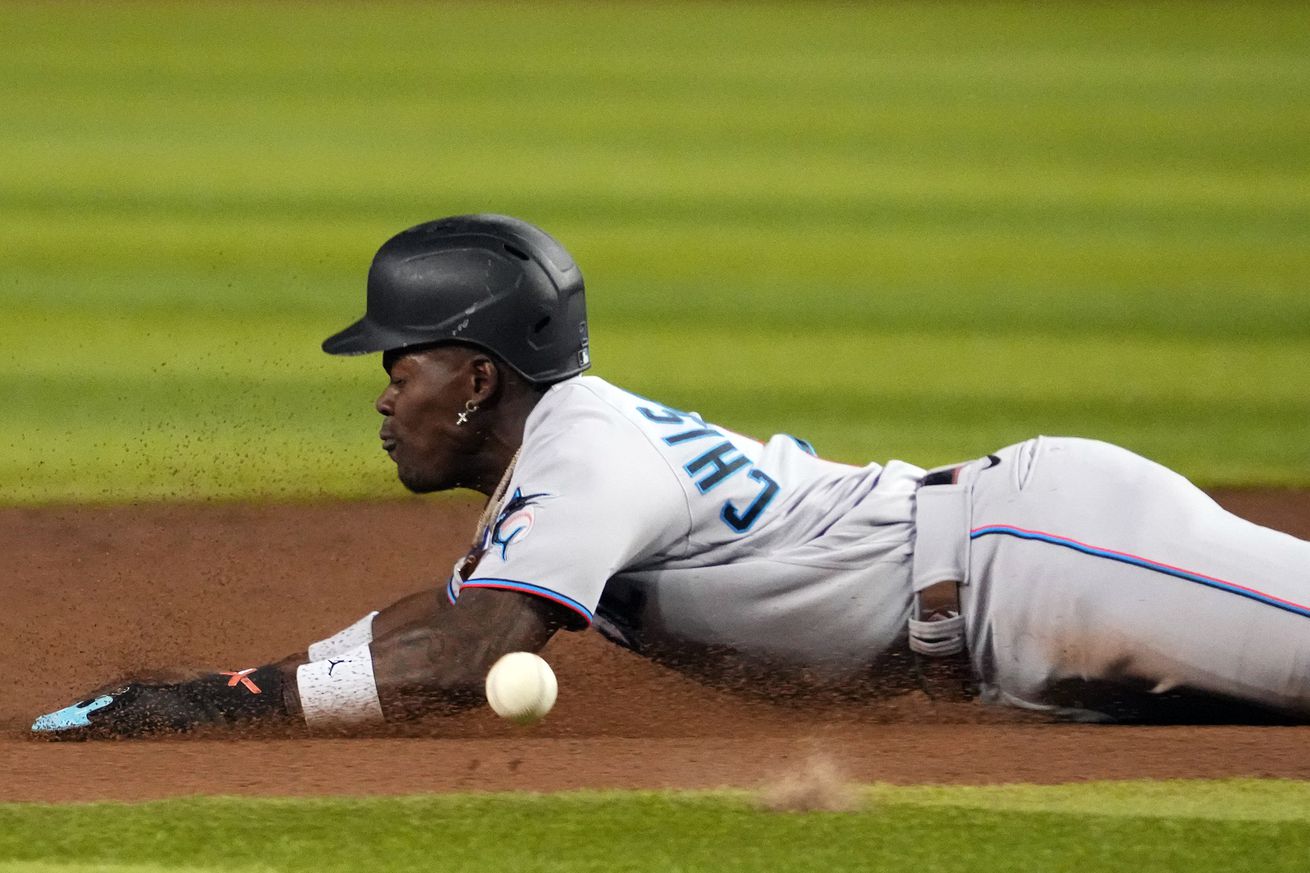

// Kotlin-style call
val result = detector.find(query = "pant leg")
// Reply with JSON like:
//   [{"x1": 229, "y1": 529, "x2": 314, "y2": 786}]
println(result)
[{"x1": 963, "y1": 436, "x2": 1310, "y2": 721}]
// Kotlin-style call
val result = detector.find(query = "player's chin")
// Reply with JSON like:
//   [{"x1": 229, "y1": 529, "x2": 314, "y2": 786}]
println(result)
[{"x1": 396, "y1": 466, "x2": 448, "y2": 494}]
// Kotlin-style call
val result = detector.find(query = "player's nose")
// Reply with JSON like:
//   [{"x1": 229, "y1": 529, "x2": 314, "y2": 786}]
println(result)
[{"x1": 375, "y1": 385, "x2": 395, "y2": 416}]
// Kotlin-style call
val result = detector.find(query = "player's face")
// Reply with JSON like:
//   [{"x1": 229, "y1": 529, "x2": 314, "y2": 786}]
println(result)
[{"x1": 376, "y1": 346, "x2": 483, "y2": 493}]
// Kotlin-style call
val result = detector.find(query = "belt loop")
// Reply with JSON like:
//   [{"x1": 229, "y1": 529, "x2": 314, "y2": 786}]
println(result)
[
  {"x1": 910, "y1": 461, "x2": 983, "y2": 699},
  {"x1": 911, "y1": 464, "x2": 975, "y2": 663},
  {"x1": 912, "y1": 478, "x2": 972, "y2": 597}
]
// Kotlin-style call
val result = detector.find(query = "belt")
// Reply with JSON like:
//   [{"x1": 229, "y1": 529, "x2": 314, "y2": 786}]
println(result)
[
  {"x1": 919, "y1": 466, "x2": 964, "y2": 488},
  {"x1": 911, "y1": 465, "x2": 976, "y2": 700}
]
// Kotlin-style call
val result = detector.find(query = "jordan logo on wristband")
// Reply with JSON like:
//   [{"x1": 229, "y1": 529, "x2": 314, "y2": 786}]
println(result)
[{"x1": 220, "y1": 668, "x2": 262, "y2": 694}]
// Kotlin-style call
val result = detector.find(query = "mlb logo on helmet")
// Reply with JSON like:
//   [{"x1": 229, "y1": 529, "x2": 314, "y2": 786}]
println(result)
[{"x1": 578, "y1": 324, "x2": 590, "y2": 368}]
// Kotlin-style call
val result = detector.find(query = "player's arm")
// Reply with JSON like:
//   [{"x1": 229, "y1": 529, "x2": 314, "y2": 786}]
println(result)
[
  {"x1": 278, "y1": 585, "x2": 569, "y2": 723},
  {"x1": 30, "y1": 587, "x2": 568, "y2": 739},
  {"x1": 360, "y1": 587, "x2": 568, "y2": 721}
]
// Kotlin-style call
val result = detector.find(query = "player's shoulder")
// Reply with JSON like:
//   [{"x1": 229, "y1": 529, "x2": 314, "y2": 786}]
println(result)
[
  {"x1": 541, "y1": 374, "x2": 632, "y2": 405},
  {"x1": 515, "y1": 377, "x2": 690, "y2": 514},
  {"x1": 528, "y1": 375, "x2": 647, "y2": 431},
  {"x1": 522, "y1": 377, "x2": 687, "y2": 475}
]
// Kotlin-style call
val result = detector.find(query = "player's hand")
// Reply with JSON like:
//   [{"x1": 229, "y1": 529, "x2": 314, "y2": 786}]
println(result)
[
  {"x1": 30, "y1": 682, "x2": 221, "y2": 740},
  {"x1": 33, "y1": 667, "x2": 290, "y2": 740}
]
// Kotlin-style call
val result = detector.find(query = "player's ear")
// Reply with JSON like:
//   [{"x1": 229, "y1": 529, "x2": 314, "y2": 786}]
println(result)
[{"x1": 467, "y1": 352, "x2": 502, "y2": 406}]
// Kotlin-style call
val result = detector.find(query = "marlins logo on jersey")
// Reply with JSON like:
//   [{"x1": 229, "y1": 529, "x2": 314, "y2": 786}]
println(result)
[
  {"x1": 491, "y1": 489, "x2": 549, "y2": 559},
  {"x1": 451, "y1": 489, "x2": 549, "y2": 586}
]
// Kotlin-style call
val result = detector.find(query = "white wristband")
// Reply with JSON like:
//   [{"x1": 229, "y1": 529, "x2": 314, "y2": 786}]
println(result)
[
  {"x1": 296, "y1": 642, "x2": 384, "y2": 728},
  {"x1": 307, "y1": 611, "x2": 378, "y2": 662}
]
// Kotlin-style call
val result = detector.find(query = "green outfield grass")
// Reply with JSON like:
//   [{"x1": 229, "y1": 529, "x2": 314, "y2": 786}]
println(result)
[
  {"x1": 2, "y1": 1, "x2": 1308, "y2": 502},
  {"x1": 2, "y1": 781, "x2": 1309, "y2": 872}
]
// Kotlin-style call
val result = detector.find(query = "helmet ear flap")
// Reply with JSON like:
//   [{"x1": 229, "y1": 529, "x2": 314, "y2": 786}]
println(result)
[{"x1": 322, "y1": 214, "x2": 590, "y2": 384}]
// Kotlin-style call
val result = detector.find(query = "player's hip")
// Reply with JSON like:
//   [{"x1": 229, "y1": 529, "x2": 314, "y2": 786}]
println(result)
[{"x1": 908, "y1": 436, "x2": 1183, "y2": 705}]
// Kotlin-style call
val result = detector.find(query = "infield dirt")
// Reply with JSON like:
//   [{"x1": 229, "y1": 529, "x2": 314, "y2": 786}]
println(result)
[{"x1": 3, "y1": 491, "x2": 1309, "y2": 803}]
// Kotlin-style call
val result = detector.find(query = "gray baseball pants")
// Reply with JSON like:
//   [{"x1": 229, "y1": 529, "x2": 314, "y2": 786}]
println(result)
[{"x1": 924, "y1": 436, "x2": 1310, "y2": 721}]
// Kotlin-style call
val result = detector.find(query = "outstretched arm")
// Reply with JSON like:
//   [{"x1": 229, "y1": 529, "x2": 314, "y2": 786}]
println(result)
[
  {"x1": 369, "y1": 587, "x2": 565, "y2": 720},
  {"x1": 31, "y1": 587, "x2": 569, "y2": 739}
]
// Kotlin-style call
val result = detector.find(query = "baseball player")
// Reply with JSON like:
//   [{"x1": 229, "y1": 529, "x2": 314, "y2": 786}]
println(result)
[{"x1": 32, "y1": 214, "x2": 1310, "y2": 738}]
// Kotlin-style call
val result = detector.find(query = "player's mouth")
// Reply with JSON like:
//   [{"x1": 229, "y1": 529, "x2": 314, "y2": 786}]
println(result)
[{"x1": 379, "y1": 430, "x2": 398, "y2": 457}]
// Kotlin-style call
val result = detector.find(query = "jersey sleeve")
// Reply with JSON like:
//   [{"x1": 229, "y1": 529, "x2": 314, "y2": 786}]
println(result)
[{"x1": 454, "y1": 387, "x2": 688, "y2": 628}]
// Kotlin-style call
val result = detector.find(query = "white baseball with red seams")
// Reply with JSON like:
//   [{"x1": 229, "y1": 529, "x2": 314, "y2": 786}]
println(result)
[{"x1": 485, "y1": 652, "x2": 557, "y2": 725}]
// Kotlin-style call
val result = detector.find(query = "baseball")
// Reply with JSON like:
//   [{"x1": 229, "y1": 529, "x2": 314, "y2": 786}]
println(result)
[{"x1": 484, "y1": 651, "x2": 557, "y2": 725}]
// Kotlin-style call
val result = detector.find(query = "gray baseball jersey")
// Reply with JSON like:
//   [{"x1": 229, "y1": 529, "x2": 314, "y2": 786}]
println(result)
[
  {"x1": 450, "y1": 377, "x2": 1310, "y2": 719},
  {"x1": 449, "y1": 375, "x2": 925, "y2": 681}
]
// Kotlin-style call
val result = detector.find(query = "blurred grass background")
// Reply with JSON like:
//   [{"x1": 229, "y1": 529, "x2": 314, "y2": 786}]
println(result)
[
  {"x1": 3, "y1": 781, "x2": 1310, "y2": 872},
  {"x1": 1, "y1": 1, "x2": 1307, "y2": 503}
]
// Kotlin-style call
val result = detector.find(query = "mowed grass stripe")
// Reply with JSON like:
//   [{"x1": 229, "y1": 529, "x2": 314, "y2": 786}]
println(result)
[
  {"x1": 2, "y1": 782, "x2": 1309, "y2": 873},
  {"x1": 4, "y1": 314, "x2": 1308, "y2": 501},
  {"x1": 0, "y1": 866, "x2": 274, "y2": 873},
  {"x1": 4, "y1": 319, "x2": 1310, "y2": 502}
]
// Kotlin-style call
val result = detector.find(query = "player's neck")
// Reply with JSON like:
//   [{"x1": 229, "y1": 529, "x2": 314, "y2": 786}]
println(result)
[{"x1": 464, "y1": 388, "x2": 542, "y2": 495}]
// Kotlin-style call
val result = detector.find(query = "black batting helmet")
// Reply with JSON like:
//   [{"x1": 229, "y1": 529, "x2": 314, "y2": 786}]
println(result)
[{"x1": 322, "y1": 214, "x2": 590, "y2": 384}]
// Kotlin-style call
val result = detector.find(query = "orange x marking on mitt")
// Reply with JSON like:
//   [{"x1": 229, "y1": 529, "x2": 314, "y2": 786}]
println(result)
[{"x1": 219, "y1": 668, "x2": 262, "y2": 694}]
